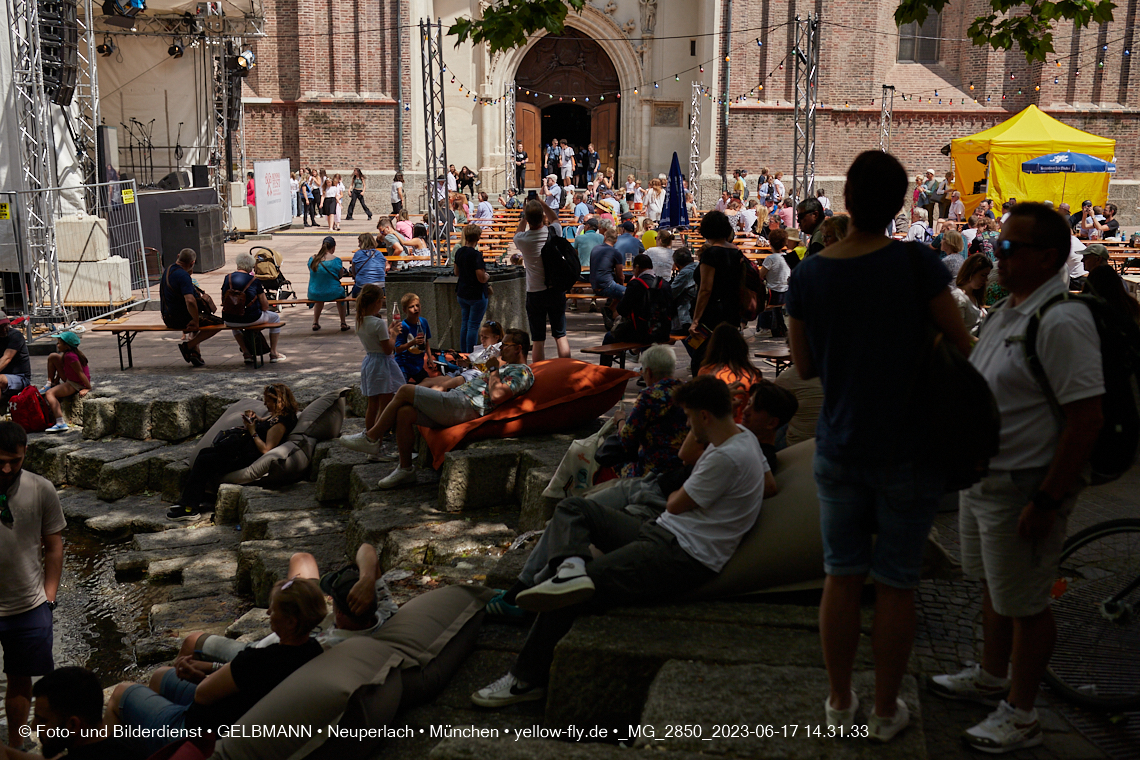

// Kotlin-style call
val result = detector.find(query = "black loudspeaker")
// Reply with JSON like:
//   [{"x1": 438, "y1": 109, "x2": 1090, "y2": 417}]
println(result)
[
  {"x1": 159, "y1": 205, "x2": 225, "y2": 272},
  {"x1": 156, "y1": 171, "x2": 190, "y2": 191},
  {"x1": 96, "y1": 125, "x2": 119, "y2": 183},
  {"x1": 39, "y1": 0, "x2": 78, "y2": 107},
  {"x1": 191, "y1": 164, "x2": 209, "y2": 188}
]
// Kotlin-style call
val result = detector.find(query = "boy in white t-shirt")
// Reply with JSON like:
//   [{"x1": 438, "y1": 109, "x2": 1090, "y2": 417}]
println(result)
[{"x1": 470, "y1": 376, "x2": 767, "y2": 708}]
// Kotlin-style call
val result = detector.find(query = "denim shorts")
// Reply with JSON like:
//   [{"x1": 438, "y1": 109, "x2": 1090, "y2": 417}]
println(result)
[
  {"x1": 119, "y1": 669, "x2": 197, "y2": 754},
  {"x1": 813, "y1": 451, "x2": 944, "y2": 589},
  {"x1": 0, "y1": 602, "x2": 53, "y2": 676},
  {"x1": 3, "y1": 374, "x2": 28, "y2": 393}
]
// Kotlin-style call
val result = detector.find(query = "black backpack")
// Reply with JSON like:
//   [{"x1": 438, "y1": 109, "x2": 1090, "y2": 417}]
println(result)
[
  {"x1": 1021, "y1": 292, "x2": 1140, "y2": 484},
  {"x1": 629, "y1": 274, "x2": 675, "y2": 343},
  {"x1": 540, "y1": 228, "x2": 581, "y2": 293}
]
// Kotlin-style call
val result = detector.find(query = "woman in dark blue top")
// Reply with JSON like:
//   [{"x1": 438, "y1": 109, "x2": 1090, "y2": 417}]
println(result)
[
  {"x1": 453, "y1": 223, "x2": 490, "y2": 352},
  {"x1": 221, "y1": 251, "x2": 284, "y2": 364},
  {"x1": 785, "y1": 151, "x2": 972, "y2": 735}
]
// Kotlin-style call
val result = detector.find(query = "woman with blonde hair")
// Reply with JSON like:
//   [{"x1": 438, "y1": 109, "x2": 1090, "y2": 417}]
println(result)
[
  {"x1": 354, "y1": 284, "x2": 403, "y2": 435},
  {"x1": 307, "y1": 235, "x2": 349, "y2": 331},
  {"x1": 821, "y1": 214, "x2": 849, "y2": 247},
  {"x1": 951, "y1": 253, "x2": 993, "y2": 331},
  {"x1": 939, "y1": 229, "x2": 966, "y2": 278},
  {"x1": 645, "y1": 177, "x2": 665, "y2": 223}
]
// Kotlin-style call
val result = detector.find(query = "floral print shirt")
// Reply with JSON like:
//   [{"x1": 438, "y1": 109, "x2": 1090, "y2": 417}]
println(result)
[{"x1": 618, "y1": 377, "x2": 689, "y2": 478}]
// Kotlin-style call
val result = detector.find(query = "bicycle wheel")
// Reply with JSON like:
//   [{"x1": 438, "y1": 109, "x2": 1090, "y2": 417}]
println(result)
[{"x1": 1045, "y1": 518, "x2": 1140, "y2": 711}]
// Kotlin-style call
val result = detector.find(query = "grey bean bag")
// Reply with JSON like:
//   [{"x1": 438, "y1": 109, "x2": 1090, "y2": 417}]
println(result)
[{"x1": 189, "y1": 388, "x2": 349, "y2": 489}]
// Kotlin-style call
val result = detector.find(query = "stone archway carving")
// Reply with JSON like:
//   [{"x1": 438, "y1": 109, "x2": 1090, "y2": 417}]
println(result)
[{"x1": 488, "y1": 5, "x2": 645, "y2": 176}]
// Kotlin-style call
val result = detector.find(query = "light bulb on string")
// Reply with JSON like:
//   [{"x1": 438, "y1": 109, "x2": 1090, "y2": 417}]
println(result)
[
  {"x1": 1054, "y1": 77, "x2": 1059, "y2": 84},
  {"x1": 935, "y1": 90, "x2": 939, "y2": 96},
  {"x1": 699, "y1": 65, "x2": 704, "y2": 73},
  {"x1": 1099, "y1": 59, "x2": 1104, "y2": 68},
  {"x1": 725, "y1": 55, "x2": 730, "y2": 61},
  {"x1": 675, "y1": 74, "x2": 679, "y2": 81},
  {"x1": 1035, "y1": 85, "x2": 1040, "y2": 91},
  {"x1": 1010, "y1": 73, "x2": 1015, "y2": 80},
  {"x1": 759, "y1": 84, "x2": 763, "y2": 91},
  {"x1": 969, "y1": 82, "x2": 974, "y2": 90},
  {"x1": 756, "y1": 38, "x2": 762, "y2": 46},
  {"x1": 633, "y1": 88, "x2": 638, "y2": 94},
  {"x1": 654, "y1": 82, "x2": 659, "y2": 88}
]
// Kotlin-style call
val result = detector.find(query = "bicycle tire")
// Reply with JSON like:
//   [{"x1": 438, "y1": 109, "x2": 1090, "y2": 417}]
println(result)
[{"x1": 1045, "y1": 518, "x2": 1140, "y2": 711}]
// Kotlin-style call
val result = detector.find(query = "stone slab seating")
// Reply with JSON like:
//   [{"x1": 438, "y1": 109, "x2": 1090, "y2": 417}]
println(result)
[
  {"x1": 210, "y1": 585, "x2": 495, "y2": 760},
  {"x1": 190, "y1": 388, "x2": 349, "y2": 490},
  {"x1": 418, "y1": 359, "x2": 636, "y2": 468}
]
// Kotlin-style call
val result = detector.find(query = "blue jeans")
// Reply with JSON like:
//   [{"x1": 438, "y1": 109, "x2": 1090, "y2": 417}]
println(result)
[
  {"x1": 458, "y1": 295, "x2": 488, "y2": 352},
  {"x1": 812, "y1": 451, "x2": 944, "y2": 589},
  {"x1": 592, "y1": 280, "x2": 626, "y2": 299},
  {"x1": 119, "y1": 669, "x2": 198, "y2": 755}
]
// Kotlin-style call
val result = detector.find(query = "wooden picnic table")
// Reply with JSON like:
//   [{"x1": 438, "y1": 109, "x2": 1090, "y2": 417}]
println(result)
[
  {"x1": 91, "y1": 320, "x2": 287, "y2": 370},
  {"x1": 754, "y1": 346, "x2": 793, "y2": 376}
]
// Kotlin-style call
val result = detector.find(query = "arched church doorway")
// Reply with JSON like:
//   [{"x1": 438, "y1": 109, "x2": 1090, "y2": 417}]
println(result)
[{"x1": 515, "y1": 28, "x2": 621, "y2": 189}]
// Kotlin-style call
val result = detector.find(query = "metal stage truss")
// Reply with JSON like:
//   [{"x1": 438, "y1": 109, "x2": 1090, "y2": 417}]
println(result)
[
  {"x1": 420, "y1": 18, "x2": 449, "y2": 264},
  {"x1": 689, "y1": 81, "x2": 702, "y2": 212},
  {"x1": 504, "y1": 81, "x2": 516, "y2": 193},
  {"x1": 792, "y1": 13, "x2": 820, "y2": 206},
  {"x1": 6, "y1": 0, "x2": 66, "y2": 320},
  {"x1": 74, "y1": 0, "x2": 101, "y2": 210},
  {"x1": 880, "y1": 84, "x2": 895, "y2": 153}
]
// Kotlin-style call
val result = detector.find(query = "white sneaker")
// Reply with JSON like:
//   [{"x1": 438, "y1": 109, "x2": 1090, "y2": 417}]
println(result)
[
  {"x1": 44, "y1": 422, "x2": 69, "y2": 433},
  {"x1": 868, "y1": 698, "x2": 909, "y2": 742},
  {"x1": 928, "y1": 663, "x2": 1010, "y2": 707},
  {"x1": 824, "y1": 690, "x2": 859, "y2": 730},
  {"x1": 515, "y1": 561, "x2": 595, "y2": 612},
  {"x1": 340, "y1": 431, "x2": 381, "y2": 455},
  {"x1": 470, "y1": 672, "x2": 545, "y2": 708},
  {"x1": 963, "y1": 700, "x2": 1043, "y2": 754},
  {"x1": 378, "y1": 466, "x2": 417, "y2": 489}
]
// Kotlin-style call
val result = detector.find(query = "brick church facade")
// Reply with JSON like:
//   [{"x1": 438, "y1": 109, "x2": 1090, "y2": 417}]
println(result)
[{"x1": 241, "y1": 0, "x2": 1140, "y2": 216}]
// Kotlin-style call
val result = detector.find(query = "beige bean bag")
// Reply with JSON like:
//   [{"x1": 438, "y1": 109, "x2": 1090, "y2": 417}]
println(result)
[
  {"x1": 212, "y1": 585, "x2": 494, "y2": 760},
  {"x1": 189, "y1": 389, "x2": 349, "y2": 489}
]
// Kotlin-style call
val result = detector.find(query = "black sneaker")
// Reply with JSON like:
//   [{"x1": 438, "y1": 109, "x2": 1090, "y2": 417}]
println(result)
[
  {"x1": 189, "y1": 352, "x2": 205, "y2": 367},
  {"x1": 167, "y1": 505, "x2": 201, "y2": 521},
  {"x1": 178, "y1": 342, "x2": 193, "y2": 364}
]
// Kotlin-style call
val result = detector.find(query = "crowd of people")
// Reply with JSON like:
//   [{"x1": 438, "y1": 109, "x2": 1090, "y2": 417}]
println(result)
[{"x1": 4, "y1": 140, "x2": 1135, "y2": 760}]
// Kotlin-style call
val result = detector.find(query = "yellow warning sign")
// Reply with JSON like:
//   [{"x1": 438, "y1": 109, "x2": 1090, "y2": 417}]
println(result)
[
  {"x1": 0, "y1": 203, "x2": 8, "y2": 220},
  {"x1": 122, "y1": 189, "x2": 135, "y2": 204}
]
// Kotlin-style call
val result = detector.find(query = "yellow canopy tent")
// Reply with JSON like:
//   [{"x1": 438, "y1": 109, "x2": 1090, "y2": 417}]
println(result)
[{"x1": 950, "y1": 105, "x2": 1115, "y2": 217}]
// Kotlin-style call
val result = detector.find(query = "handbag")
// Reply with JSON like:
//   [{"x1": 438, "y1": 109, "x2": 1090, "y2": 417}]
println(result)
[
  {"x1": 594, "y1": 432, "x2": 635, "y2": 468},
  {"x1": 542, "y1": 417, "x2": 618, "y2": 498},
  {"x1": 211, "y1": 426, "x2": 253, "y2": 457}
]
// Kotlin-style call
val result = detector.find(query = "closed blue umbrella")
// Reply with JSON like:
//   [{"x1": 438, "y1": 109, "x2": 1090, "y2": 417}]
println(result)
[
  {"x1": 659, "y1": 151, "x2": 689, "y2": 229},
  {"x1": 1021, "y1": 152, "x2": 1116, "y2": 174}
]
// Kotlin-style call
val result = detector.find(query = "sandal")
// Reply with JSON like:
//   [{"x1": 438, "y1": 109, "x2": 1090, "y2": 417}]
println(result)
[
  {"x1": 312, "y1": 323, "x2": 321, "y2": 331},
  {"x1": 340, "y1": 323, "x2": 350, "y2": 332}
]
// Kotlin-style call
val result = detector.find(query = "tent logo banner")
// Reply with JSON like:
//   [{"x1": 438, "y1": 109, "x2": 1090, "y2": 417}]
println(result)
[{"x1": 1050, "y1": 154, "x2": 1070, "y2": 163}]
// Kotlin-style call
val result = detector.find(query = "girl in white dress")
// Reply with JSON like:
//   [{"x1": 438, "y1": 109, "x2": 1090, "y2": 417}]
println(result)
[{"x1": 354, "y1": 284, "x2": 403, "y2": 432}]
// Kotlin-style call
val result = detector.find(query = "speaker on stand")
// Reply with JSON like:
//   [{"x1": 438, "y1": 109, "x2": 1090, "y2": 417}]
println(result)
[{"x1": 39, "y1": 0, "x2": 79, "y2": 107}]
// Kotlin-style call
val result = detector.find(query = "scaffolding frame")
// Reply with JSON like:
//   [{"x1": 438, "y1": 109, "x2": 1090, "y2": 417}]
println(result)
[
  {"x1": 792, "y1": 13, "x2": 820, "y2": 206},
  {"x1": 420, "y1": 18, "x2": 449, "y2": 264},
  {"x1": 208, "y1": 35, "x2": 233, "y2": 233},
  {"x1": 6, "y1": 0, "x2": 66, "y2": 320},
  {"x1": 504, "y1": 81, "x2": 516, "y2": 193},
  {"x1": 880, "y1": 84, "x2": 895, "y2": 153},
  {"x1": 74, "y1": 0, "x2": 101, "y2": 210},
  {"x1": 689, "y1": 81, "x2": 702, "y2": 212}
]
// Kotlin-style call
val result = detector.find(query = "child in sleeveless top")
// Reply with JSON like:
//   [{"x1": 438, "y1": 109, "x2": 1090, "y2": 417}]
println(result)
[
  {"x1": 43, "y1": 330, "x2": 91, "y2": 433},
  {"x1": 353, "y1": 285, "x2": 404, "y2": 436}
]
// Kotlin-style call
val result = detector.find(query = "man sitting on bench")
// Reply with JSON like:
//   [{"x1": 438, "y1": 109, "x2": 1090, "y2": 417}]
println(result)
[
  {"x1": 471, "y1": 376, "x2": 767, "y2": 707},
  {"x1": 160, "y1": 248, "x2": 218, "y2": 367},
  {"x1": 340, "y1": 329, "x2": 535, "y2": 489},
  {"x1": 600, "y1": 253, "x2": 672, "y2": 367}
]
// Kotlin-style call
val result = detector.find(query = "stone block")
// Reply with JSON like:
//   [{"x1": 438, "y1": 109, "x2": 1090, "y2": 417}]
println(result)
[
  {"x1": 181, "y1": 550, "x2": 240, "y2": 587},
  {"x1": 146, "y1": 439, "x2": 202, "y2": 493},
  {"x1": 237, "y1": 534, "x2": 348, "y2": 605},
  {"x1": 203, "y1": 393, "x2": 244, "y2": 429},
  {"x1": 113, "y1": 399, "x2": 154, "y2": 440},
  {"x1": 27, "y1": 442, "x2": 85, "y2": 485},
  {"x1": 159, "y1": 459, "x2": 191, "y2": 504},
  {"x1": 517, "y1": 468, "x2": 558, "y2": 533},
  {"x1": 225, "y1": 606, "x2": 271, "y2": 641},
  {"x1": 349, "y1": 462, "x2": 390, "y2": 505},
  {"x1": 169, "y1": 582, "x2": 232, "y2": 602},
  {"x1": 241, "y1": 508, "x2": 349, "y2": 541},
  {"x1": 134, "y1": 637, "x2": 180, "y2": 667},
  {"x1": 382, "y1": 520, "x2": 515, "y2": 569},
  {"x1": 149, "y1": 395, "x2": 206, "y2": 441},
  {"x1": 72, "y1": 493, "x2": 173, "y2": 538},
  {"x1": 237, "y1": 481, "x2": 321, "y2": 524},
  {"x1": 214, "y1": 484, "x2": 244, "y2": 525},
  {"x1": 637, "y1": 663, "x2": 924, "y2": 759},
  {"x1": 81, "y1": 398, "x2": 117, "y2": 439},
  {"x1": 25, "y1": 430, "x2": 84, "y2": 471},
  {"x1": 97, "y1": 444, "x2": 171, "y2": 501},
  {"x1": 345, "y1": 386, "x2": 369, "y2": 418},
  {"x1": 67, "y1": 440, "x2": 165, "y2": 490},
  {"x1": 484, "y1": 536, "x2": 539, "y2": 590},
  {"x1": 315, "y1": 446, "x2": 371, "y2": 501},
  {"x1": 149, "y1": 592, "x2": 250, "y2": 636},
  {"x1": 545, "y1": 610, "x2": 872, "y2": 729},
  {"x1": 438, "y1": 449, "x2": 521, "y2": 512},
  {"x1": 346, "y1": 501, "x2": 448, "y2": 560}
]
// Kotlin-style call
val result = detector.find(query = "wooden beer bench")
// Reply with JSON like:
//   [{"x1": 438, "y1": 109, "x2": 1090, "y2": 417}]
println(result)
[{"x1": 91, "y1": 322, "x2": 286, "y2": 371}]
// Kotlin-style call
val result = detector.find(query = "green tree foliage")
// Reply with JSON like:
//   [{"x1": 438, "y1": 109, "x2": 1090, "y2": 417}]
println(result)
[
  {"x1": 895, "y1": 0, "x2": 1116, "y2": 62},
  {"x1": 449, "y1": 0, "x2": 587, "y2": 55}
]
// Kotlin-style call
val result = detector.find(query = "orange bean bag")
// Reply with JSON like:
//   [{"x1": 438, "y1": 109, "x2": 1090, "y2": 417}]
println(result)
[{"x1": 418, "y1": 358, "x2": 636, "y2": 468}]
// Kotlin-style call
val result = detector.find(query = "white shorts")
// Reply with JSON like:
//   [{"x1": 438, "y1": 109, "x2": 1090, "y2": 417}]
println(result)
[
  {"x1": 958, "y1": 468, "x2": 1075, "y2": 618},
  {"x1": 225, "y1": 309, "x2": 282, "y2": 338},
  {"x1": 561, "y1": 166, "x2": 574, "y2": 180}
]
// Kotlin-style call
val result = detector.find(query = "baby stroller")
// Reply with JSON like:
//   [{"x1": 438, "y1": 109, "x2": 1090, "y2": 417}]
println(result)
[{"x1": 250, "y1": 247, "x2": 294, "y2": 301}]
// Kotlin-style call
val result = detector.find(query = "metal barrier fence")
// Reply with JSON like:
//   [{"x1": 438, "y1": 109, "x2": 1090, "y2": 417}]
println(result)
[{"x1": 10, "y1": 179, "x2": 150, "y2": 338}]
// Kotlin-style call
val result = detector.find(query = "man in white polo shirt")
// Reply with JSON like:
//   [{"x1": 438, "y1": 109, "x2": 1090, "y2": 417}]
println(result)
[{"x1": 929, "y1": 203, "x2": 1104, "y2": 754}]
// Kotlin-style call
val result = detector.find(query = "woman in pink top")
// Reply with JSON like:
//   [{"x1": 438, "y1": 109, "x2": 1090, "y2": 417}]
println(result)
[
  {"x1": 778, "y1": 198, "x2": 795, "y2": 229},
  {"x1": 246, "y1": 172, "x2": 256, "y2": 206},
  {"x1": 42, "y1": 330, "x2": 91, "y2": 433}
]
